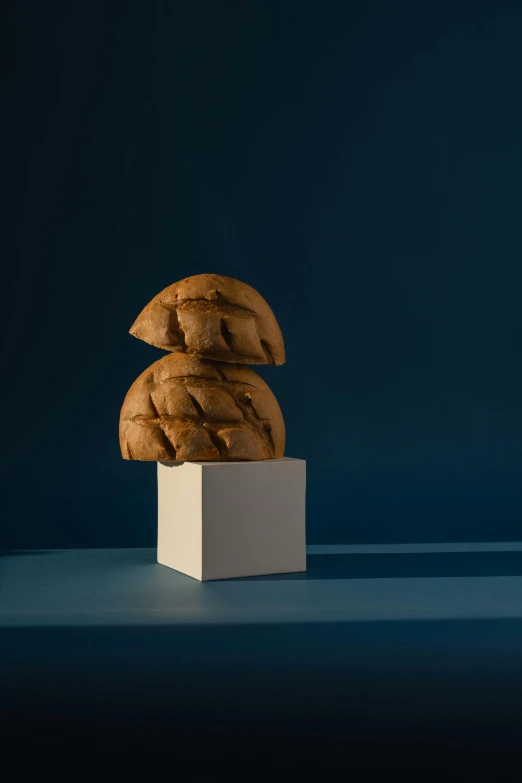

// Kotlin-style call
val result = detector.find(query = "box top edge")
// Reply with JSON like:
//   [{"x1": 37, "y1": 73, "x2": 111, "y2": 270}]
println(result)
[{"x1": 158, "y1": 457, "x2": 305, "y2": 468}]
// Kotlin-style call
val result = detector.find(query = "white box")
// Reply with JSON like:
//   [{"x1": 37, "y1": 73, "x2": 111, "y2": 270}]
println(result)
[{"x1": 157, "y1": 457, "x2": 306, "y2": 581}]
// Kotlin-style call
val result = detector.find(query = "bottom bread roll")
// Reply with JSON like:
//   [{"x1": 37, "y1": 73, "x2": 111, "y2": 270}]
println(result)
[{"x1": 119, "y1": 353, "x2": 285, "y2": 461}]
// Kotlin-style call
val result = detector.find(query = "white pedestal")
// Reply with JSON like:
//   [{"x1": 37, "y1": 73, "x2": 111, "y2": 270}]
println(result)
[{"x1": 157, "y1": 457, "x2": 306, "y2": 581}]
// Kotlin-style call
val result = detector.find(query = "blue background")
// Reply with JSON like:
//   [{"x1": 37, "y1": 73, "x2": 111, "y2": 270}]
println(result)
[{"x1": 4, "y1": 0, "x2": 522, "y2": 548}]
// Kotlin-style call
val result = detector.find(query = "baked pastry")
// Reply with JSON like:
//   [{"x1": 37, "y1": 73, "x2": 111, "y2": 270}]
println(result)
[
  {"x1": 120, "y1": 352, "x2": 285, "y2": 462},
  {"x1": 129, "y1": 273, "x2": 285, "y2": 365}
]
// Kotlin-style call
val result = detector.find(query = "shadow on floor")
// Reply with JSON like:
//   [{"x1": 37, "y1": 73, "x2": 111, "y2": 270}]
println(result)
[{"x1": 233, "y1": 551, "x2": 522, "y2": 581}]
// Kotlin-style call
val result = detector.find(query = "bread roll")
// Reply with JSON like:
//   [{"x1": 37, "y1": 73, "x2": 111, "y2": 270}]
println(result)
[
  {"x1": 129, "y1": 274, "x2": 285, "y2": 366},
  {"x1": 120, "y1": 352, "x2": 285, "y2": 462}
]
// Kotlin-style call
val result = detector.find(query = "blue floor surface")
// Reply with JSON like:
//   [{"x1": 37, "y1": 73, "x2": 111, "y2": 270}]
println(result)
[{"x1": 2, "y1": 546, "x2": 522, "y2": 779}]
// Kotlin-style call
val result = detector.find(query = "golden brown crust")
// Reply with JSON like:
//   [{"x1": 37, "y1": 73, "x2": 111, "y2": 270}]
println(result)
[
  {"x1": 119, "y1": 353, "x2": 285, "y2": 462},
  {"x1": 129, "y1": 274, "x2": 285, "y2": 366}
]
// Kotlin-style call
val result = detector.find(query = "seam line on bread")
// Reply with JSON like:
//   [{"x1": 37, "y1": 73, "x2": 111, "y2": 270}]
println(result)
[
  {"x1": 260, "y1": 340, "x2": 274, "y2": 365},
  {"x1": 238, "y1": 394, "x2": 275, "y2": 457},
  {"x1": 160, "y1": 303, "x2": 187, "y2": 349},
  {"x1": 159, "y1": 428, "x2": 176, "y2": 460},
  {"x1": 186, "y1": 392, "x2": 206, "y2": 420},
  {"x1": 155, "y1": 375, "x2": 261, "y2": 389},
  {"x1": 161, "y1": 298, "x2": 260, "y2": 318},
  {"x1": 205, "y1": 428, "x2": 229, "y2": 459},
  {"x1": 148, "y1": 393, "x2": 160, "y2": 417},
  {"x1": 219, "y1": 318, "x2": 234, "y2": 351}
]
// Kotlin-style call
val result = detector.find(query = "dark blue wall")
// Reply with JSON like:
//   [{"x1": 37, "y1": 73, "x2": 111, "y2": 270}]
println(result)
[{"x1": 4, "y1": 0, "x2": 522, "y2": 547}]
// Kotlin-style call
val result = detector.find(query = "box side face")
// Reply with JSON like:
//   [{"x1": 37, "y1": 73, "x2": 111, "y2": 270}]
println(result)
[
  {"x1": 157, "y1": 462, "x2": 202, "y2": 580},
  {"x1": 201, "y1": 459, "x2": 306, "y2": 580}
]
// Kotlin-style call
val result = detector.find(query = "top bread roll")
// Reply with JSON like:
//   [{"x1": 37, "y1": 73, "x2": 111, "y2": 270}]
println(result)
[{"x1": 129, "y1": 274, "x2": 285, "y2": 365}]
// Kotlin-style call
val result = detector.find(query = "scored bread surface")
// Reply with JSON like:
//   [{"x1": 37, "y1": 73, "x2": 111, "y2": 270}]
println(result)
[
  {"x1": 129, "y1": 273, "x2": 285, "y2": 366},
  {"x1": 120, "y1": 353, "x2": 285, "y2": 462}
]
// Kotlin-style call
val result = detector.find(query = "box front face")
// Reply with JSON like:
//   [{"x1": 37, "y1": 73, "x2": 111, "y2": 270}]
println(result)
[
  {"x1": 157, "y1": 462, "x2": 203, "y2": 580},
  {"x1": 201, "y1": 459, "x2": 306, "y2": 580}
]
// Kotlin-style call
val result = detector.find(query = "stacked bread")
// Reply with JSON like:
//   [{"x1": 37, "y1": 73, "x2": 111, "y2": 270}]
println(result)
[{"x1": 119, "y1": 274, "x2": 286, "y2": 461}]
